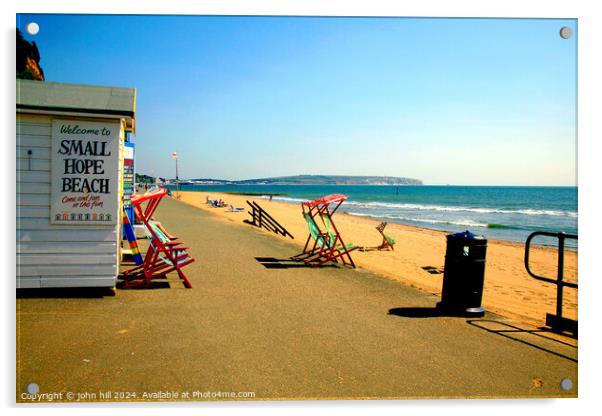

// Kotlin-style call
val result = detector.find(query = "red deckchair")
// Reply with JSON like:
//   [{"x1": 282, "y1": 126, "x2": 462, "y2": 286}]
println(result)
[
  {"x1": 293, "y1": 194, "x2": 357, "y2": 268},
  {"x1": 122, "y1": 188, "x2": 194, "y2": 288}
]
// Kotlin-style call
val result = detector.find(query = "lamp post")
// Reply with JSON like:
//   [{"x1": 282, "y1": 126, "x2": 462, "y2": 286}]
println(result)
[{"x1": 172, "y1": 151, "x2": 179, "y2": 199}]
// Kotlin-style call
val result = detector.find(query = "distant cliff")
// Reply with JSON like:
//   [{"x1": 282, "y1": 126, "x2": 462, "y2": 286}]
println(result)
[
  {"x1": 235, "y1": 175, "x2": 422, "y2": 185},
  {"x1": 17, "y1": 28, "x2": 44, "y2": 81},
  {"x1": 181, "y1": 175, "x2": 423, "y2": 186}
]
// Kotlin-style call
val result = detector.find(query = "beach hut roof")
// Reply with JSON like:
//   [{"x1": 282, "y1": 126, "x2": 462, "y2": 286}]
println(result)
[{"x1": 16, "y1": 79, "x2": 137, "y2": 132}]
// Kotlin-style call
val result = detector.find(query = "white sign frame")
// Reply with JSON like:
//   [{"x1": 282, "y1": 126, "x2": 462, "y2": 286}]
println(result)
[{"x1": 50, "y1": 119, "x2": 120, "y2": 225}]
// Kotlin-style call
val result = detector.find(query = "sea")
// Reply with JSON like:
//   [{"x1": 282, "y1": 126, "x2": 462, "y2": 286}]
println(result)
[{"x1": 171, "y1": 184, "x2": 578, "y2": 248}]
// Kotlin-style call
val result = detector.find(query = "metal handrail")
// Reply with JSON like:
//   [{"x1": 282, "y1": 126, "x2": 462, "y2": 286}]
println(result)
[
  {"x1": 524, "y1": 231, "x2": 577, "y2": 288},
  {"x1": 244, "y1": 200, "x2": 294, "y2": 239},
  {"x1": 524, "y1": 231, "x2": 577, "y2": 333}
]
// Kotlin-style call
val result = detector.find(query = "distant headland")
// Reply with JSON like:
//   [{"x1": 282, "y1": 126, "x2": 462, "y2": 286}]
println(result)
[{"x1": 137, "y1": 174, "x2": 423, "y2": 186}]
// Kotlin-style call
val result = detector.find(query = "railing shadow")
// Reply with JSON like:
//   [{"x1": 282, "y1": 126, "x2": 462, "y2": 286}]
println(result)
[
  {"x1": 388, "y1": 307, "x2": 577, "y2": 363},
  {"x1": 467, "y1": 319, "x2": 577, "y2": 363}
]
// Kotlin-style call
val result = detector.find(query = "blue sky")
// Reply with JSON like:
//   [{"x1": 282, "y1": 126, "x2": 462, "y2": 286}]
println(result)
[{"x1": 17, "y1": 15, "x2": 577, "y2": 185}]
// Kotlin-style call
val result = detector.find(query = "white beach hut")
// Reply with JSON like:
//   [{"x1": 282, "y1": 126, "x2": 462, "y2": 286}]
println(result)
[{"x1": 16, "y1": 79, "x2": 136, "y2": 288}]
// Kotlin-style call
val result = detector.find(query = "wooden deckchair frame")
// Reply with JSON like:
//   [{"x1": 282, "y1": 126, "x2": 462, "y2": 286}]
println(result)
[
  {"x1": 293, "y1": 194, "x2": 357, "y2": 268},
  {"x1": 376, "y1": 221, "x2": 395, "y2": 251},
  {"x1": 122, "y1": 188, "x2": 194, "y2": 288}
]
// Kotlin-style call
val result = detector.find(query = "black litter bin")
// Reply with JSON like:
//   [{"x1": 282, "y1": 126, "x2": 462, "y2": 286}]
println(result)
[{"x1": 437, "y1": 230, "x2": 487, "y2": 316}]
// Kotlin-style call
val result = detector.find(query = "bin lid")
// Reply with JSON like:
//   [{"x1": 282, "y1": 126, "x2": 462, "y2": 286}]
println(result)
[{"x1": 448, "y1": 230, "x2": 486, "y2": 240}]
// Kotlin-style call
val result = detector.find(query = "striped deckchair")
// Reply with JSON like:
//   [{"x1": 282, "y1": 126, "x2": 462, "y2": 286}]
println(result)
[
  {"x1": 122, "y1": 207, "x2": 144, "y2": 265},
  {"x1": 291, "y1": 212, "x2": 330, "y2": 261},
  {"x1": 376, "y1": 221, "x2": 395, "y2": 251},
  {"x1": 122, "y1": 188, "x2": 194, "y2": 288},
  {"x1": 292, "y1": 194, "x2": 356, "y2": 268}
]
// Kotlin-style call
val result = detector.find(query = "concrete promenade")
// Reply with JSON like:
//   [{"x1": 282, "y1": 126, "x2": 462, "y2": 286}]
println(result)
[{"x1": 16, "y1": 197, "x2": 577, "y2": 402}]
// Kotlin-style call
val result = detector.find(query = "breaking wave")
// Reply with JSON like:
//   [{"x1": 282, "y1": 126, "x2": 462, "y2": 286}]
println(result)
[{"x1": 343, "y1": 201, "x2": 576, "y2": 218}]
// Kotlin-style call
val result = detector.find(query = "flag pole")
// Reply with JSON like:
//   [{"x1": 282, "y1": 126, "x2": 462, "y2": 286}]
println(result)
[{"x1": 172, "y1": 151, "x2": 179, "y2": 199}]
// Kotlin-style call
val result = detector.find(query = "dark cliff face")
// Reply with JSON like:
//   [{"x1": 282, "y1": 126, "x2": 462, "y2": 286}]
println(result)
[{"x1": 17, "y1": 28, "x2": 45, "y2": 81}]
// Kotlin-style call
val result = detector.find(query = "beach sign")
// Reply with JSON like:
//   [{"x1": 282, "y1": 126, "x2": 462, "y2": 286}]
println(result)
[{"x1": 50, "y1": 119, "x2": 120, "y2": 225}]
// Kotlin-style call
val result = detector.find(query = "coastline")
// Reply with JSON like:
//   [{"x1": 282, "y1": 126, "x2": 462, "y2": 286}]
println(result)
[
  {"x1": 176, "y1": 190, "x2": 577, "y2": 327},
  {"x1": 170, "y1": 184, "x2": 578, "y2": 248}
]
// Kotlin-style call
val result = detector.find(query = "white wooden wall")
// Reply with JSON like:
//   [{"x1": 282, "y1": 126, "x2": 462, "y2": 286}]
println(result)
[{"x1": 16, "y1": 114, "x2": 120, "y2": 288}]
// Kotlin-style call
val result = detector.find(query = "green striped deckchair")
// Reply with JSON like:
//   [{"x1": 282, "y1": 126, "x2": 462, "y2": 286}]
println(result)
[
  {"x1": 376, "y1": 222, "x2": 395, "y2": 251},
  {"x1": 292, "y1": 212, "x2": 329, "y2": 260},
  {"x1": 321, "y1": 213, "x2": 356, "y2": 251},
  {"x1": 292, "y1": 194, "x2": 356, "y2": 268}
]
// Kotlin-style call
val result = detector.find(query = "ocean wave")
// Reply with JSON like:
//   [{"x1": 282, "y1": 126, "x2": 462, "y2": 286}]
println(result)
[
  {"x1": 346, "y1": 212, "x2": 490, "y2": 228},
  {"x1": 270, "y1": 195, "x2": 577, "y2": 220},
  {"x1": 270, "y1": 196, "x2": 308, "y2": 204},
  {"x1": 344, "y1": 201, "x2": 577, "y2": 218}
]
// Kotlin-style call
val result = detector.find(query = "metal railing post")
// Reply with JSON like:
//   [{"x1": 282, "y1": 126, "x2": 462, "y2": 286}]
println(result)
[
  {"x1": 556, "y1": 232, "x2": 565, "y2": 319},
  {"x1": 524, "y1": 231, "x2": 577, "y2": 337}
]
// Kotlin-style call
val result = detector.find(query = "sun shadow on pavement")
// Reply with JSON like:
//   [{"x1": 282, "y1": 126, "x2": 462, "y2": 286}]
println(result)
[
  {"x1": 255, "y1": 257, "x2": 337, "y2": 269},
  {"x1": 115, "y1": 280, "x2": 176, "y2": 290},
  {"x1": 17, "y1": 287, "x2": 116, "y2": 299},
  {"x1": 388, "y1": 309, "x2": 578, "y2": 362},
  {"x1": 467, "y1": 319, "x2": 577, "y2": 362},
  {"x1": 388, "y1": 307, "x2": 472, "y2": 318}
]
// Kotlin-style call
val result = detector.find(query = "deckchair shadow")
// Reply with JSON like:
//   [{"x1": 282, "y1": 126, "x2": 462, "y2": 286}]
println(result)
[
  {"x1": 116, "y1": 279, "x2": 172, "y2": 290},
  {"x1": 255, "y1": 257, "x2": 333, "y2": 269},
  {"x1": 263, "y1": 263, "x2": 312, "y2": 269},
  {"x1": 255, "y1": 257, "x2": 285, "y2": 262}
]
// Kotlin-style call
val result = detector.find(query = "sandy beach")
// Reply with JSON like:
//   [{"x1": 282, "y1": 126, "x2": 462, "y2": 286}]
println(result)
[{"x1": 177, "y1": 190, "x2": 577, "y2": 327}]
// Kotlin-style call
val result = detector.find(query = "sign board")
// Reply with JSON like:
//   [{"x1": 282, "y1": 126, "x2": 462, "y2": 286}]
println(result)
[{"x1": 50, "y1": 119, "x2": 120, "y2": 225}]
